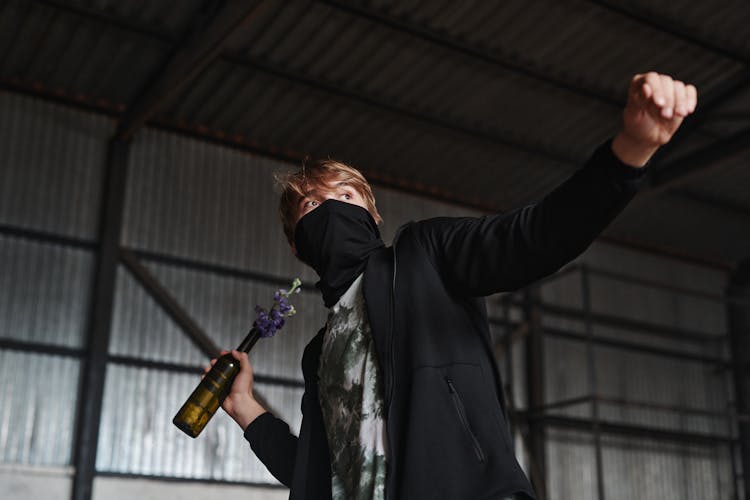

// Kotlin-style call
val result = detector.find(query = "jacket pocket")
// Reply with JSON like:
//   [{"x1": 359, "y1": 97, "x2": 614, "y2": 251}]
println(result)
[{"x1": 445, "y1": 377, "x2": 486, "y2": 463}]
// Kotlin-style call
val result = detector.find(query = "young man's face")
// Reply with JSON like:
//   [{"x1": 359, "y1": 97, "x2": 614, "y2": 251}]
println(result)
[{"x1": 291, "y1": 180, "x2": 370, "y2": 254}]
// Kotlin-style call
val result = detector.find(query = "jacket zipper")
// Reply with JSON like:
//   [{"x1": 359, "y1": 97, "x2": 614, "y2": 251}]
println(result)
[
  {"x1": 382, "y1": 235, "x2": 398, "y2": 500},
  {"x1": 386, "y1": 227, "x2": 404, "y2": 411},
  {"x1": 446, "y1": 377, "x2": 486, "y2": 463}
]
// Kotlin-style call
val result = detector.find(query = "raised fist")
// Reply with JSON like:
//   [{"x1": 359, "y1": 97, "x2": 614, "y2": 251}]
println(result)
[
  {"x1": 612, "y1": 72, "x2": 698, "y2": 166},
  {"x1": 622, "y1": 72, "x2": 698, "y2": 147}
]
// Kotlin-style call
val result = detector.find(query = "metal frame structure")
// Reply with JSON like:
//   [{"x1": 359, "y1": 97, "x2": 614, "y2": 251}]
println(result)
[
  {"x1": 10, "y1": 0, "x2": 750, "y2": 222},
  {"x1": 1, "y1": 2, "x2": 748, "y2": 499},
  {"x1": 67, "y1": 3, "x2": 267, "y2": 498},
  {"x1": 0, "y1": 3, "x2": 286, "y2": 499},
  {"x1": 316, "y1": 0, "x2": 750, "y2": 191},
  {"x1": 728, "y1": 261, "x2": 750, "y2": 500},
  {"x1": 3, "y1": 160, "x2": 742, "y2": 499},
  {"x1": 71, "y1": 137, "x2": 132, "y2": 500},
  {"x1": 0, "y1": 222, "x2": 305, "y2": 498},
  {"x1": 493, "y1": 263, "x2": 746, "y2": 500},
  {"x1": 0, "y1": 128, "x2": 743, "y2": 500}
]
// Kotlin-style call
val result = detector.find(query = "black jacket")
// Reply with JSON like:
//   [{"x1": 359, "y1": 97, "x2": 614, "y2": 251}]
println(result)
[{"x1": 245, "y1": 140, "x2": 648, "y2": 499}]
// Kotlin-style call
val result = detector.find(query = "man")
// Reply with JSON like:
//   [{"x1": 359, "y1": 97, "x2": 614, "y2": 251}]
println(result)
[{"x1": 209, "y1": 72, "x2": 697, "y2": 499}]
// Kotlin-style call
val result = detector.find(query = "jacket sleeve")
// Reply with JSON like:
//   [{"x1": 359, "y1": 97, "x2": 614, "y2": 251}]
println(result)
[
  {"x1": 243, "y1": 328, "x2": 327, "y2": 489},
  {"x1": 413, "y1": 140, "x2": 648, "y2": 296},
  {"x1": 244, "y1": 412, "x2": 298, "y2": 487}
]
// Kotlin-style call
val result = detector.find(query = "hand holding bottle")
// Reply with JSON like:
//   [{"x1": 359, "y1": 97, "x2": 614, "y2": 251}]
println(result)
[
  {"x1": 204, "y1": 350, "x2": 267, "y2": 431},
  {"x1": 173, "y1": 278, "x2": 300, "y2": 438}
]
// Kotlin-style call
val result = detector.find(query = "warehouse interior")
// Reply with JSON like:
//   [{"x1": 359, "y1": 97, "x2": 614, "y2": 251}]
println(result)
[{"x1": 0, "y1": 0, "x2": 748, "y2": 499}]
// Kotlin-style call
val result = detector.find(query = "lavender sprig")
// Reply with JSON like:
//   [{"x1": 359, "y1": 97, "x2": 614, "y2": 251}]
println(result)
[{"x1": 254, "y1": 278, "x2": 301, "y2": 337}]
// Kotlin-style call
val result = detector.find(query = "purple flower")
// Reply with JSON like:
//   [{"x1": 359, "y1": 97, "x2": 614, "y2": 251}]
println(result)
[{"x1": 253, "y1": 278, "x2": 301, "y2": 337}]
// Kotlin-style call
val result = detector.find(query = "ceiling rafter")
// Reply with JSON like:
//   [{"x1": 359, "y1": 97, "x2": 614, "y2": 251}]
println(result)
[
  {"x1": 318, "y1": 0, "x2": 728, "y2": 160},
  {"x1": 115, "y1": 0, "x2": 268, "y2": 140},
  {"x1": 31, "y1": 0, "x2": 585, "y2": 167},
  {"x1": 3, "y1": 71, "x2": 739, "y2": 269},
  {"x1": 668, "y1": 190, "x2": 750, "y2": 220},
  {"x1": 318, "y1": 0, "x2": 623, "y2": 108},
  {"x1": 222, "y1": 52, "x2": 581, "y2": 165},
  {"x1": 648, "y1": 123, "x2": 750, "y2": 194},
  {"x1": 33, "y1": 0, "x2": 172, "y2": 41},
  {"x1": 22, "y1": 0, "x2": 750, "y2": 226},
  {"x1": 585, "y1": 1, "x2": 750, "y2": 179},
  {"x1": 649, "y1": 67, "x2": 750, "y2": 166},
  {"x1": 588, "y1": 0, "x2": 750, "y2": 65},
  {"x1": 35, "y1": 0, "x2": 747, "y2": 180}
]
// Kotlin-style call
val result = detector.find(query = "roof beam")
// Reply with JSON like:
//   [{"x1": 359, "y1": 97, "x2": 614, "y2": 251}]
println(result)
[
  {"x1": 25, "y1": 0, "x2": 750, "y2": 225},
  {"x1": 669, "y1": 190, "x2": 750, "y2": 220},
  {"x1": 318, "y1": 0, "x2": 623, "y2": 108},
  {"x1": 14, "y1": 72, "x2": 735, "y2": 269},
  {"x1": 37, "y1": 0, "x2": 735, "y2": 181},
  {"x1": 222, "y1": 52, "x2": 580, "y2": 166},
  {"x1": 648, "y1": 124, "x2": 750, "y2": 193},
  {"x1": 649, "y1": 67, "x2": 750, "y2": 166},
  {"x1": 317, "y1": 0, "x2": 724, "y2": 161},
  {"x1": 114, "y1": 0, "x2": 266, "y2": 140},
  {"x1": 589, "y1": 0, "x2": 750, "y2": 64},
  {"x1": 34, "y1": 0, "x2": 173, "y2": 42},
  {"x1": 34, "y1": 0, "x2": 577, "y2": 166}
]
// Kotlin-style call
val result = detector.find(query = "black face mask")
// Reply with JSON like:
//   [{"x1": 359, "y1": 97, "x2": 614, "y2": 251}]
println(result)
[{"x1": 294, "y1": 199, "x2": 385, "y2": 307}]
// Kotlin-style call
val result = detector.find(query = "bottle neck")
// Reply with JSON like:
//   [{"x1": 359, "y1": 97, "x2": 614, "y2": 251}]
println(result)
[{"x1": 237, "y1": 327, "x2": 261, "y2": 353}]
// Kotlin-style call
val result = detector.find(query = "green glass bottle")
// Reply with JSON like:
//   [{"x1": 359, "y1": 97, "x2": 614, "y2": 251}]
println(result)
[{"x1": 173, "y1": 328, "x2": 260, "y2": 438}]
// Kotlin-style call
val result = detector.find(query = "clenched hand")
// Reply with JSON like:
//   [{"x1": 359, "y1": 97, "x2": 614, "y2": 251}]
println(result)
[{"x1": 612, "y1": 72, "x2": 698, "y2": 167}]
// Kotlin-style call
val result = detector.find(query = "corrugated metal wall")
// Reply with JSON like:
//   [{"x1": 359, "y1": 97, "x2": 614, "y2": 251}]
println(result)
[
  {"x1": 0, "y1": 237, "x2": 93, "y2": 348},
  {"x1": 0, "y1": 92, "x2": 110, "y2": 239},
  {"x1": 0, "y1": 92, "x2": 738, "y2": 497},
  {"x1": 0, "y1": 351, "x2": 80, "y2": 465},
  {"x1": 96, "y1": 366, "x2": 304, "y2": 482},
  {"x1": 0, "y1": 92, "x2": 110, "y2": 470},
  {"x1": 539, "y1": 243, "x2": 734, "y2": 500}
]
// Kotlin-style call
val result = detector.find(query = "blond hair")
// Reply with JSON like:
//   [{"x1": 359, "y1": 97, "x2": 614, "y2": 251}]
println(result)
[{"x1": 276, "y1": 159, "x2": 382, "y2": 245}]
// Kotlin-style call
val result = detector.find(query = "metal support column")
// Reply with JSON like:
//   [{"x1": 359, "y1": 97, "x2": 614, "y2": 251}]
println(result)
[
  {"x1": 581, "y1": 264, "x2": 606, "y2": 500},
  {"x1": 728, "y1": 259, "x2": 750, "y2": 500},
  {"x1": 524, "y1": 287, "x2": 547, "y2": 500},
  {"x1": 71, "y1": 138, "x2": 131, "y2": 500}
]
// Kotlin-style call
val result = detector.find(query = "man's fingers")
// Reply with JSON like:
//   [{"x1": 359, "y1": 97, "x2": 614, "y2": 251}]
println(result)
[
  {"x1": 641, "y1": 82, "x2": 653, "y2": 101},
  {"x1": 635, "y1": 72, "x2": 696, "y2": 119},
  {"x1": 686, "y1": 84, "x2": 698, "y2": 113},
  {"x1": 230, "y1": 350, "x2": 253, "y2": 396},
  {"x1": 644, "y1": 72, "x2": 665, "y2": 107},
  {"x1": 629, "y1": 74, "x2": 651, "y2": 106},
  {"x1": 233, "y1": 350, "x2": 252, "y2": 372},
  {"x1": 659, "y1": 74, "x2": 675, "y2": 118},
  {"x1": 673, "y1": 80, "x2": 688, "y2": 117}
]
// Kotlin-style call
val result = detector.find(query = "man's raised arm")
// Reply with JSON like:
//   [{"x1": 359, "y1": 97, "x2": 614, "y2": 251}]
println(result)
[{"x1": 414, "y1": 72, "x2": 697, "y2": 296}]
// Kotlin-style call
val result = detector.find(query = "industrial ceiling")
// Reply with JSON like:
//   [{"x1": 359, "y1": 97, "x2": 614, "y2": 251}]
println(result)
[{"x1": 2, "y1": 0, "x2": 749, "y2": 268}]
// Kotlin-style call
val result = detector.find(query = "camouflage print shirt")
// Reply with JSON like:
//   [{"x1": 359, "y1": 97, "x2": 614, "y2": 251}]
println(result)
[{"x1": 318, "y1": 274, "x2": 388, "y2": 500}]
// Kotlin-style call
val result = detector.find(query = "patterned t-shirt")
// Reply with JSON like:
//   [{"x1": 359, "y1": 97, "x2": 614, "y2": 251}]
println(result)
[{"x1": 318, "y1": 274, "x2": 388, "y2": 500}]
